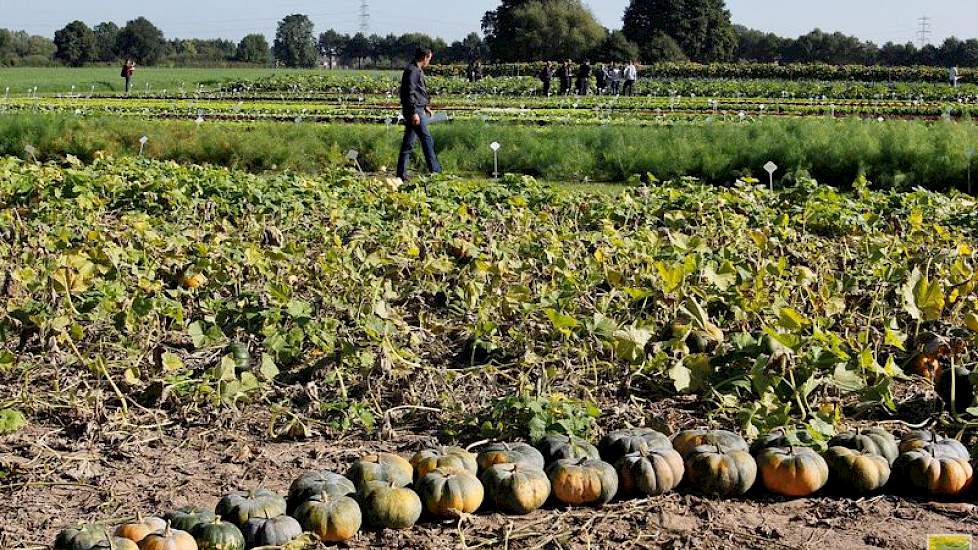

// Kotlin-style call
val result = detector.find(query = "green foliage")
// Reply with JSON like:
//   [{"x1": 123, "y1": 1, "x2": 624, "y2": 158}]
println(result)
[
  {"x1": 273, "y1": 15, "x2": 318, "y2": 69},
  {"x1": 53, "y1": 21, "x2": 96, "y2": 67},
  {"x1": 92, "y1": 22, "x2": 120, "y2": 63},
  {"x1": 115, "y1": 17, "x2": 166, "y2": 65},
  {"x1": 4, "y1": 113, "x2": 978, "y2": 191},
  {"x1": 2, "y1": 155, "x2": 977, "y2": 434},
  {"x1": 483, "y1": 0, "x2": 606, "y2": 61},
  {"x1": 236, "y1": 35, "x2": 269, "y2": 65},
  {"x1": 481, "y1": 394, "x2": 600, "y2": 443},
  {"x1": 508, "y1": 0, "x2": 607, "y2": 61},
  {"x1": 623, "y1": 0, "x2": 737, "y2": 62},
  {"x1": 0, "y1": 408, "x2": 26, "y2": 434}
]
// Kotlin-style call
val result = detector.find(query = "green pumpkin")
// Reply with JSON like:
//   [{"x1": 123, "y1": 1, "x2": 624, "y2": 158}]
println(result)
[
  {"x1": 164, "y1": 507, "x2": 217, "y2": 533},
  {"x1": 286, "y1": 471, "x2": 356, "y2": 513},
  {"x1": 476, "y1": 442, "x2": 545, "y2": 472},
  {"x1": 359, "y1": 482, "x2": 423, "y2": 530},
  {"x1": 294, "y1": 491, "x2": 362, "y2": 543},
  {"x1": 824, "y1": 446, "x2": 891, "y2": 494},
  {"x1": 615, "y1": 448, "x2": 684, "y2": 497},
  {"x1": 684, "y1": 443, "x2": 756, "y2": 497},
  {"x1": 214, "y1": 489, "x2": 286, "y2": 528},
  {"x1": 672, "y1": 429, "x2": 747, "y2": 460},
  {"x1": 828, "y1": 428, "x2": 899, "y2": 465},
  {"x1": 415, "y1": 467, "x2": 485, "y2": 519},
  {"x1": 229, "y1": 342, "x2": 251, "y2": 370},
  {"x1": 749, "y1": 429, "x2": 816, "y2": 454},
  {"x1": 546, "y1": 458, "x2": 618, "y2": 506},
  {"x1": 347, "y1": 452, "x2": 413, "y2": 489},
  {"x1": 242, "y1": 512, "x2": 303, "y2": 548},
  {"x1": 410, "y1": 446, "x2": 477, "y2": 480},
  {"x1": 898, "y1": 430, "x2": 970, "y2": 460},
  {"x1": 56, "y1": 526, "x2": 138, "y2": 550},
  {"x1": 56, "y1": 525, "x2": 110, "y2": 550},
  {"x1": 191, "y1": 518, "x2": 244, "y2": 550},
  {"x1": 536, "y1": 434, "x2": 600, "y2": 465},
  {"x1": 598, "y1": 428, "x2": 672, "y2": 464},
  {"x1": 480, "y1": 463, "x2": 551, "y2": 515}
]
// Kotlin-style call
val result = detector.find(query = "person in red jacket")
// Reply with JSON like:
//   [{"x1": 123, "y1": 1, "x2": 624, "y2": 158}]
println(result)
[{"x1": 121, "y1": 59, "x2": 135, "y2": 93}]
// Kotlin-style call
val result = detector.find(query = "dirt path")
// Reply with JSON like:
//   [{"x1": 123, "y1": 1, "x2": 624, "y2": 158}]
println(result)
[{"x1": 3, "y1": 418, "x2": 976, "y2": 550}]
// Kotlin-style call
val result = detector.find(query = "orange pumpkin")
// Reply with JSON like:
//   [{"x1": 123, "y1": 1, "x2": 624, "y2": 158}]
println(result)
[
  {"x1": 757, "y1": 447, "x2": 829, "y2": 497},
  {"x1": 546, "y1": 458, "x2": 618, "y2": 506},
  {"x1": 137, "y1": 526, "x2": 197, "y2": 550},
  {"x1": 115, "y1": 515, "x2": 167, "y2": 543},
  {"x1": 894, "y1": 448, "x2": 974, "y2": 496}
]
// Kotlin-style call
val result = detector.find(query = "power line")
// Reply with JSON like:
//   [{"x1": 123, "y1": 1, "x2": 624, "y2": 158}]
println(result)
[
  {"x1": 917, "y1": 16, "x2": 932, "y2": 47},
  {"x1": 359, "y1": 0, "x2": 370, "y2": 34}
]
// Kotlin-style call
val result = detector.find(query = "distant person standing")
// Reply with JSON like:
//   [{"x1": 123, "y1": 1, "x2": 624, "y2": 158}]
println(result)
[
  {"x1": 950, "y1": 65, "x2": 960, "y2": 88},
  {"x1": 396, "y1": 47, "x2": 441, "y2": 182},
  {"x1": 576, "y1": 60, "x2": 591, "y2": 95},
  {"x1": 559, "y1": 60, "x2": 572, "y2": 95},
  {"x1": 610, "y1": 65, "x2": 622, "y2": 96},
  {"x1": 474, "y1": 59, "x2": 484, "y2": 82},
  {"x1": 121, "y1": 59, "x2": 135, "y2": 93},
  {"x1": 540, "y1": 62, "x2": 553, "y2": 96},
  {"x1": 623, "y1": 60, "x2": 637, "y2": 96},
  {"x1": 595, "y1": 64, "x2": 608, "y2": 95}
]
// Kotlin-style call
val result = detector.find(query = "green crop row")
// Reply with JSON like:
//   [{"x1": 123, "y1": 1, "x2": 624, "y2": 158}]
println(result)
[{"x1": 2, "y1": 113, "x2": 977, "y2": 190}]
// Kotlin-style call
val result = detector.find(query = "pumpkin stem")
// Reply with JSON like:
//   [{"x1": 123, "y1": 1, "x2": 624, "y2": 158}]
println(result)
[{"x1": 163, "y1": 520, "x2": 172, "y2": 538}]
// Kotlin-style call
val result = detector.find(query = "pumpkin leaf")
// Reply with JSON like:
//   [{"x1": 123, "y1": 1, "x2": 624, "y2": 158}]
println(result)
[
  {"x1": 161, "y1": 352, "x2": 184, "y2": 373},
  {"x1": 0, "y1": 408, "x2": 26, "y2": 434},
  {"x1": 901, "y1": 267, "x2": 945, "y2": 321}
]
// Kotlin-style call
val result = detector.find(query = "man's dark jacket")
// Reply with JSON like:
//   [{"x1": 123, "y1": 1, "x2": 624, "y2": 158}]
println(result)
[{"x1": 399, "y1": 62, "x2": 429, "y2": 118}]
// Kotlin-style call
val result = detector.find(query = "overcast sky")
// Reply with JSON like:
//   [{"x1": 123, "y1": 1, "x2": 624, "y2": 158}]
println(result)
[{"x1": 3, "y1": 0, "x2": 976, "y2": 46}]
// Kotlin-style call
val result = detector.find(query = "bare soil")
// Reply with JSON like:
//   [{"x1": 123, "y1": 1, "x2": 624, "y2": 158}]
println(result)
[{"x1": 3, "y1": 409, "x2": 976, "y2": 550}]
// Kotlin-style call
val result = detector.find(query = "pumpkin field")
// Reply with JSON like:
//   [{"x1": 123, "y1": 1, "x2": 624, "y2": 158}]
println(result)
[{"x1": 2, "y1": 151, "x2": 978, "y2": 548}]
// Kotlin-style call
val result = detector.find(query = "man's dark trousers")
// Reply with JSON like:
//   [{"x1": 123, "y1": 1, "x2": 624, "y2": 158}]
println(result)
[{"x1": 396, "y1": 110, "x2": 441, "y2": 181}]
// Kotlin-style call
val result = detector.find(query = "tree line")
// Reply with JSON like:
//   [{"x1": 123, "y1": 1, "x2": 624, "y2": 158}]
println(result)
[
  {"x1": 0, "y1": 15, "x2": 484, "y2": 69},
  {"x1": 484, "y1": 0, "x2": 978, "y2": 67},
  {"x1": 2, "y1": 1, "x2": 977, "y2": 69}
]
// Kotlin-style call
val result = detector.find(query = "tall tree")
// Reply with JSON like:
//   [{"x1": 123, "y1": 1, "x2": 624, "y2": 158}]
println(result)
[
  {"x1": 318, "y1": 30, "x2": 349, "y2": 56},
  {"x1": 54, "y1": 20, "x2": 96, "y2": 66},
  {"x1": 237, "y1": 34, "x2": 269, "y2": 64},
  {"x1": 344, "y1": 32, "x2": 371, "y2": 69},
  {"x1": 115, "y1": 17, "x2": 165, "y2": 64},
  {"x1": 623, "y1": 0, "x2": 737, "y2": 62},
  {"x1": 483, "y1": 0, "x2": 605, "y2": 61},
  {"x1": 273, "y1": 14, "x2": 318, "y2": 68},
  {"x1": 92, "y1": 22, "x2": 119, "y2": 62},
  {"x1": 599, "y1": 30, "x2": 640, "y2": 63}
]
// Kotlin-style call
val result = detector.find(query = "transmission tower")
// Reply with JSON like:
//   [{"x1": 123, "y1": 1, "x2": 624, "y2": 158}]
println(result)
[
  {"x1": 917, "y1": 16, "x2": 932, "y2": 47},
  {"x1": 359, "y1": 0, "x2": 370, "y2": 34}
]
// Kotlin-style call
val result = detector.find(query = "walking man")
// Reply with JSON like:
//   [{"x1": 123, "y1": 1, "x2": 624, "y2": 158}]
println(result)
[
  {"x1": 623, "y1": 60, "x2": 637, "y2": 97},
  {"x1": 396, "y1": 47, "x2": 441, "y2": 182},
  {"x1": 950, "y1": 65, "x2": 960, "y2": 88},
  {"x1": 540, "y1": 62, "x2": 553, "y2": 96}
]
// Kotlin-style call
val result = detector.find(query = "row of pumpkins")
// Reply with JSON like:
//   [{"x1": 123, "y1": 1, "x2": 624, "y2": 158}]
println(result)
[{"x1": 55, "y1": 426, "x2": 975, "y2": 549}]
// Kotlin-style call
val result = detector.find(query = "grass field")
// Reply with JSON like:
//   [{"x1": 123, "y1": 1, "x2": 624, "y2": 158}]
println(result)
[{"x1": 0, "y1": 67, "x2": 395, "y2": 94}]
